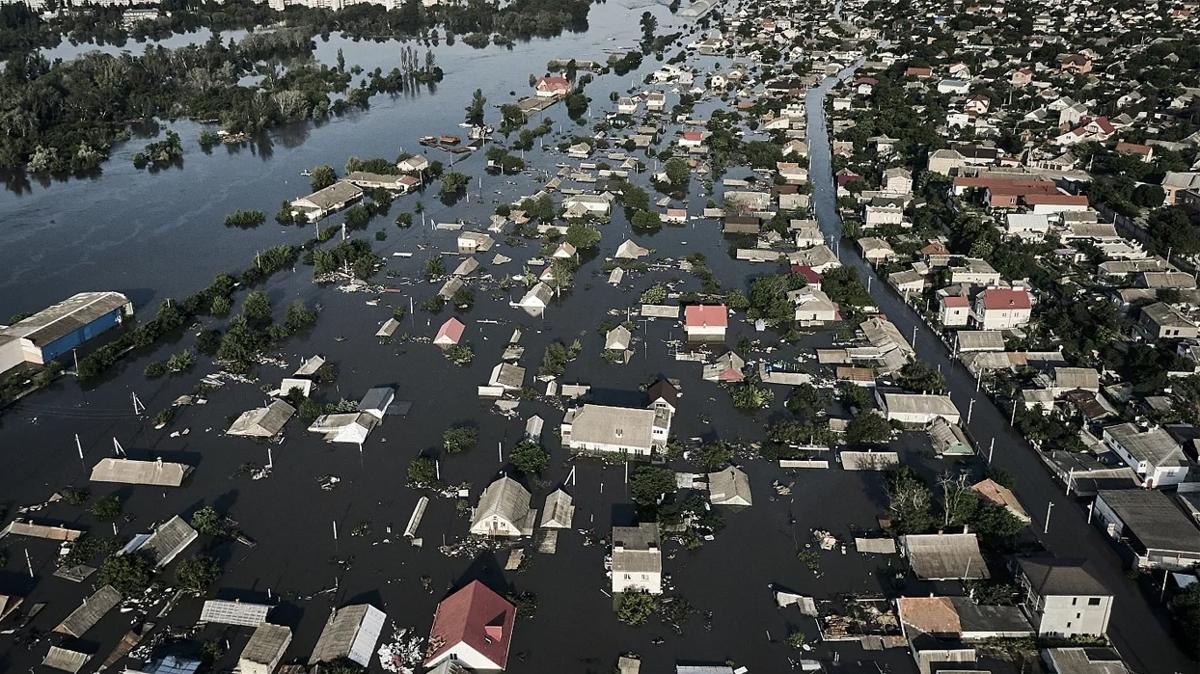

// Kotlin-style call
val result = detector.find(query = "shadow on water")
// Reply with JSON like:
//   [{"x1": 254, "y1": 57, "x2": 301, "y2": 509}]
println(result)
[{"x1": 448, "y1": 550, "x2": 507, "y2": 598}]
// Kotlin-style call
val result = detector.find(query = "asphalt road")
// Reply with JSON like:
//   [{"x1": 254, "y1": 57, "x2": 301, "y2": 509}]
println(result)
[{"x1": 805, "y1": 65, "x2": 1197, "y2": 674}]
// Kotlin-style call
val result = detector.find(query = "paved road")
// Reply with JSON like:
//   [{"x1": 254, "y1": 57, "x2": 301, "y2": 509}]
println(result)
[{"x1": 805, "y1": 66, "x2": 1197, "y2": 674}]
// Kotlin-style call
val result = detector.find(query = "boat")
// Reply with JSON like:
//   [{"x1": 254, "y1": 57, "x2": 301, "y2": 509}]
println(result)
[
  {"x1": 419, "y1": 136, "x2": 438, "y2": 147},
  {"x1": 439, "y1": 135, "x2": 461, "y2": 145}
]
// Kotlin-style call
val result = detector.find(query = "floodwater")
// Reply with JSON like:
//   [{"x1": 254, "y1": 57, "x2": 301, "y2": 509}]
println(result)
[
  {"x1": 805, "y1": 62, "x2": 1197, "y2": 673},
  {"x1": 0, "y1": 1, "x2": 926, "y2": 672},
  {"x1": 0, "y1": 0, "x2": 678, "y2": 314}
]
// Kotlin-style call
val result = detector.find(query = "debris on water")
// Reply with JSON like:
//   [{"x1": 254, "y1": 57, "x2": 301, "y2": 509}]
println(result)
[
  {"x1": 319, "y1": 475, "x2": 341, "y2": 491},
  {"x1": 773, "y1": 480, "x2": 792, "y2": 496},
  {"x1": 377, "y1": 627, "x2": 424, "y2": 673},
  {"x1": 813, "y1": 529, "x2": 838, "y2": 550}
]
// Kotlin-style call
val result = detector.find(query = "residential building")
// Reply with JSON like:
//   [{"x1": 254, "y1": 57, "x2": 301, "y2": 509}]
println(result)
[
  {"x1": 708, "y1": 466, "x2": 752, "y2": 506},
  {"x1": 612, "y1": 523, "x2": 663, "y2": 595},
  {"x1": 561, "y1": 403, "x2": 670, "y2": 457},
  {"x1": 469, "y1": 476, "x2": 536, "y2": 538},
  {"x1": 684, "y1": 304, "x2": 728, "y2": 341},
  {"x1": 973, "y1": 288, "x2": 1033, "y2": 330},
  {"x1": 1139, "y1": 302, "x2": 1199, "y2": 340},
  {"x1": 878, "y1": 392, "x2": 960, "y2": 425},
  {"x1": 1014, "y1": 558, "x2": 1112, "y2": 638},
  {"x1": 1093, "y1": 489, "x2": 1200, "y2": 570},
  {"x1": 1101, "y1": 423, "x2": 1190, "y2": 488},
  {"x1": 424, "y1": 581, "x2": 516, "y2": 672},
  {"x1": 290, "y1": 181, "x2": 363, "y2": 221},
  {"x1": 939, "y1": 296, "x2": 970, "y2": 327},
  {"x1": 534, "y1": 75, "x2": 570, "y2": 97}
]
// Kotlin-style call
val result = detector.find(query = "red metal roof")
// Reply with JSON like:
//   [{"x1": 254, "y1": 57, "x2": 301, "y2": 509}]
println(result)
[
  {"x1": 424, "y1": 581, "x2": 515, "y2": 670},
  {"x1": 981, "y1": 288, "x2": 1032, "y2": 310},
  {"x1": 685, "y1": 304, "x2": 728, "y2": 328},
  {"x1": 1023, "y1": 193, "x2": 1088, "y2": 206},
  {"x1": 434, "y1": 317, "x2": 465, "y2": 344},
  {"x1": 681, "y1": 131, "x2": 704, "y2": 142},
  {"x1": 790, "y1": 265, "x2": 823, "y2": 285},
  {"x1": 942, "y1": 296, "x2": 969, "y2": 308}
]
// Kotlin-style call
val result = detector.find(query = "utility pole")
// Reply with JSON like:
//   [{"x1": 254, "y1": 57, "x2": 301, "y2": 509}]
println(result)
[
  {"x1": 967, "y1": 397, "x2": 976, "y2": 424},
  {"x1": 988, "y1": 437, "x2": 995, "y2": 464},
  {"x1": 131, "y1": 392, "x2": 145, "y2": 415},
  {"x1": 1043, "y1": 501, "x2": 1055, "y2": 535}
]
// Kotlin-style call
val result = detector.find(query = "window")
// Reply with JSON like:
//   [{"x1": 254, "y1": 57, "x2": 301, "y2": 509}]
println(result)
[
  {"x1": 1071, "y1": 598, "x2": 1077, "y2": 605},
  {"x1": 1066, "y1": 622, "x2": 1072, "y2": 629},
  {"x1": 1088, "y1": 597, "x2": 1102, "y2": 606}
]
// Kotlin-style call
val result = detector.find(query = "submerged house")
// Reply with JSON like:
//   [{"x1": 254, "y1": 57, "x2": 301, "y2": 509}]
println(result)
[
  {"x1": 290, "y1": 181, "x2": 363, "y2": 222},
  {"x1": 308, "y1": 604, "x2": 386, "y2": 667},
  {"x1": 227, "y1": 400, "x2": 296, "y2": 439},
  {"x1": 469, "y1": 476, "x2": 537, "y2": 538},
  {"x1": 119, "y1": 515, "x2": 197, "y2": 568},
  {"x1": 561, "y1": 403, "x2": 671, "y2": 457},
  {"x1": 424, "y1": 581, "x2": 516, "y2": 672},
  {"x1": 90, "y1": 458, "x2": 192, "y2": 487},
  {"x1": 612, "y1": 522, "x2": 663, "y2": 595}
]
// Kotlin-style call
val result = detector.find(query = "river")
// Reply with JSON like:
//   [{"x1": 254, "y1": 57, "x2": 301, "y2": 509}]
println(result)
[{"x1": 805, "y1": 58, "x2": 1197, "y2": 674}]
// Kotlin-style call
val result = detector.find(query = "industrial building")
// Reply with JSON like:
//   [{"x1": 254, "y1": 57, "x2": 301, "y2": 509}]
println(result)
[{"x1": 0, "y1": 291, "x2": 132, "y2": 376}]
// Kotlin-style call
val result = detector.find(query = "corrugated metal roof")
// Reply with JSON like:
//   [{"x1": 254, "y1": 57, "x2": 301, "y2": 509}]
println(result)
[
  {"x1": 55, "y1": 585, "x2": 121, "y2": 637},
  {"x1": 90, "y1": 458, "x2": 191, "y2": 486},
  {"x1": 1, "y1": 292, "x2": 129, "y2": 347},
  {"x1": 43, "y1": 646, "x2": 92, "y2": 673},
  {"x1": 199, "y1": 599, "x2": 272, "y2": 627},
  {"x1": 240, "y1": 623, "x2": 292, "y2": 665}
]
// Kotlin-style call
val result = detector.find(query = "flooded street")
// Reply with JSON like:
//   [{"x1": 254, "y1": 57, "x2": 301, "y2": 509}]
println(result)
[
  {"x1": 4, "y1": 0, "x2": 1188, "y2": 670},
  {"x1": 805, "y1": 61, "x2": 1195, "y2": 674},
  {"x1": 0, "y1": 1, "x2": 921, "y2": 672}
]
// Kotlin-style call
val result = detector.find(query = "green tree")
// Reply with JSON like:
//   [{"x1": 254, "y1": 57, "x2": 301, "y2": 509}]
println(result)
[
  {"x1": 731, "y1": 382, "x2": 774, "y2": 410},
  {"x1": 407, "y1": 456, "x2": 440, "y2": 488},
  {"x1": 786, "y1": 383, "x2": 828, "y2": 421},
  {"x1": 442, "y1": 426, "x2": 478, "y2": 454},
  {"x1": 242, "y1": 291, "x2": 272, "y2": 326},
  {"x1": 310, "y1": 165, "x2": 337, "y2": 191},
  {"x1": 98, "y1": 552, "x2": 153, "y2": 594},
  {"x1": 565, "y1": 222, "x2": 601, "y2": 250},
  {"x1": 440, "y1": 171, "x2": 469, "y2": 196},
  {"x1": 629, "y1": 466, "x2": 675, "y2": 507},
  {"x1": 887, "y1": 467, "x2": 936, "y2": 535},
  {"x1": 465, "y1": 88, "x2": 486, "y2": 125},
  {"x1": 209, "y1": 295, "x2": 232, "y2": 316},
  {"x1": 190, "y1": 506, "x2": 225, "y2": 537},
  {"x1": 617, "y1": 591, "x2": 657, "y2": 625},
  {"x1": 176, "y1": 555, "x2": 221, "y2": 595},
  {"x1": 511, "y1": 440, "x2": 548, "y2": 476},
  {"x1": 897, "y1": 361, "x2": 945, "y2": 393},
  {"x1": 698, "y1": 442, "x2": 733, "y2": 471},
  {"x1": 91, "y1": 494, "x2": 122, "y2": 520},
  {"x1": 845, "y1": 412, "x2": 892, "y2": 446},
  {"x1": 284, "y1": 300, "x2": 317, "y2": 333}
]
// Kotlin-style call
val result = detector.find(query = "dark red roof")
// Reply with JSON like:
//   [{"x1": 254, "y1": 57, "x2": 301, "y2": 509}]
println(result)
[
  {"x1": 790, "y1": 265, "x2": 823, "y2": 285},
  {"x1": 425, "y1": 581, "x2": 515, "y2": 669},
  {"x1": 981, "y1": 288, "x2": 1032, "y2": 310}
]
